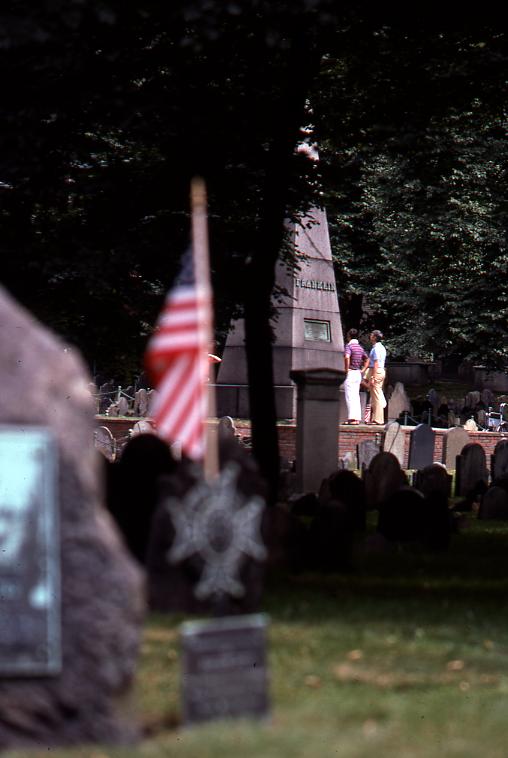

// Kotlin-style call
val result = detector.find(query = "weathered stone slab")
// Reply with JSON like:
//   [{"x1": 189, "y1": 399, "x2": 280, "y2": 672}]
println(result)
[
  {"x1": 387, "y1": 382, "x2": 412, "y2": 422},
  {"x1": 383, "y1": 421, "x2": 405, "y2": 467},
  {"x1": 357, "y1": 439, "x2": 381, "y2": 471},
  {"x1": 0, "y1": 286, "x2": 144, "y2": 749},
  {"x1": 442, "y1": 427, "x2": 470, "y2": 470}
]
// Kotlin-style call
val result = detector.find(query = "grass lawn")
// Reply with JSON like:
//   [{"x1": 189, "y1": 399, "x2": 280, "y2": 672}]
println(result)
[{"x1": 8, "y1": 519, "x2": 508, "y2": 758}]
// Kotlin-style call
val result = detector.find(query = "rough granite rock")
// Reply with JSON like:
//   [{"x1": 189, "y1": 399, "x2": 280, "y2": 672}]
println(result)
[{"x1": 0, "y1": 286, "x2": 145, "y2": 749}]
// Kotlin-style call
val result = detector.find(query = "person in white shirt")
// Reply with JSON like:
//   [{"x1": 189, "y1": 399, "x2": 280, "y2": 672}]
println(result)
[{"x1": 364, "y1": 330, "x2": 387, "y2": 425}]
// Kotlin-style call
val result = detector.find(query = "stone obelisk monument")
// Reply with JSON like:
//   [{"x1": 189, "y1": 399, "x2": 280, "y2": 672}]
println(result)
[{"x1": 216, "y1": 206, "x2": 344, "y2": 420}]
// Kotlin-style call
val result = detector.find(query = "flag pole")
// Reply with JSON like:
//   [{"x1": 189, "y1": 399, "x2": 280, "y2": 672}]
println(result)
[{"x1": 190, "y1": 177, "x2": 218, "y2": 480}]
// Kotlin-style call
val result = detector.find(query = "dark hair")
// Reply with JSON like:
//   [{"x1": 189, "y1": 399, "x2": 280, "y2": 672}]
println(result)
[
  {"x1": 371, "y1": 330, "x2": 383, "y2": 342},
  {"x1": 346, "y1": 328, "x2": 358, "y2": 341}
]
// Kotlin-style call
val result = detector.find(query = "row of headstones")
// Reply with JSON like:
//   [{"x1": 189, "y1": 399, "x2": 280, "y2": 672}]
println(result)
[
  {"x1": 349, "y1": 422, "x2": 508, "y2": 492},
  {"x1": 89, "y1": 383, "x2": 159, "y2": 417},
  {"x1": 387, "y1": 383, "x2": 506, "y2": 426}
]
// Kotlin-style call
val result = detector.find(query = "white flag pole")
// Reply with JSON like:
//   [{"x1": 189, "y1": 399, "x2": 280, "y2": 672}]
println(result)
[{"x1": 190, "y1": 177, "x2": 218, "y2": 480}]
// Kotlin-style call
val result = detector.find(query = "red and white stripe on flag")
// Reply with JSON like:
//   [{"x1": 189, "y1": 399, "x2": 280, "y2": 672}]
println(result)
[{"x1": 145, "y1": 283, "x2": 211, "y2": 459}]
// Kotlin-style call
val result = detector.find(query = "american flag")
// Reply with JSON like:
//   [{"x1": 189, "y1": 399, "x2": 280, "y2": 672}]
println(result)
[{"x1": 145, "y1": 249, "x2": 212, "y2": 459}]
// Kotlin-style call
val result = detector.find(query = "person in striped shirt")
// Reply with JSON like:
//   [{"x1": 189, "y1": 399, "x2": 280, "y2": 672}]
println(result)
[{"x1": 343, "y1": 329, "x2": 369, "y2": 425}]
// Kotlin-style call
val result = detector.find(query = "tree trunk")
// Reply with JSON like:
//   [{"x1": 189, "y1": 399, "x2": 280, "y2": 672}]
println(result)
[{"x1": 244, "y1": 32, "x2": 322, "y2": 503}]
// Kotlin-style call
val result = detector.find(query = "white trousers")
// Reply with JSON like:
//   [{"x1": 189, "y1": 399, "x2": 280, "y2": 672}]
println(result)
[{"x1": 344, "y1": 369, "x2": 362, "y2": 421}]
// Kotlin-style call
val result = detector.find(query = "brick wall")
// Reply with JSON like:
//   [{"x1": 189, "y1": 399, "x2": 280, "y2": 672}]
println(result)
[{"x1": 96, "y1": 416, "x2": 506, "y2": 470}]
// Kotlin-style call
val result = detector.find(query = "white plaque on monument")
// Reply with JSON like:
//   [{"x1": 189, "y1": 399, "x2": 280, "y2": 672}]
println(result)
[{"x1": 0, "y1": 426, "x2": 61, "y2": 675}]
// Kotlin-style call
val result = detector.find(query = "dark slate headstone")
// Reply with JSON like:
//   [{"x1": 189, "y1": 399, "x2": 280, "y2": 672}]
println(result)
[
  {"x1": 479, "y1": 486, "x2": 508, "y2": 520},
  {"x1": 181, "y1": 614, "x2": 269, "y2": 725},
  {"x1": 357, "y1": 439, "x2": 381, "y2": 471},
  {"x1": 491, "y1": 439, "x2": 508, "y2": 481},
  {"x1": 455, "y1": 443, "x2": 489, "y2": 499},
  {"x1": 0, "y1": 286, "x2": 144, "y2": 749},
  {"x1": 377, "y1": 487, "x2": 426, "y2": 543},
  {"x1": 442, "y1": 427, "x2": 469, "y2": 470},
  {"x1": 364, "y1": 452, "x2": 408, "y2": 509},
  {"x1": 408, "y1": 424, "x2": 435, "y2": 470}
]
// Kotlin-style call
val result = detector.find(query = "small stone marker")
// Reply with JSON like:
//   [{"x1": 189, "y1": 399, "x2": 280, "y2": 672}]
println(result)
[
  {"x1": 0, "y1": 426, "x2": 59, "y2": 675},
  {"x1": 181, "y1": 613, "x2": 270, "y2": 725},
  {"x1": 116, "y1": 396, "x2": 130, "y2": 416},
  {"x1": 407, "y1": 424, "x2": 435, "y2": 470},
  {"x1": 94, "y1": 425, "x2": 116, "y2": 461},
  {"x1": 442, "y1": 427, "x2": 469, "y2": 470},
  {"x1": 383, "y1": 421, "x2": 405, "y2": 467},
  {"x1": 387, "y1": 382, "x2": 411, "y2": 421},
  {"x1": 357, "y1": 439, "x2": 381, "y2": 470},
  {"x1": 130, "y1": 419, "x2": 156, "y2": 437},
  {"x1": 491, "y1": 439, "x2": 508, "y2": 481}
]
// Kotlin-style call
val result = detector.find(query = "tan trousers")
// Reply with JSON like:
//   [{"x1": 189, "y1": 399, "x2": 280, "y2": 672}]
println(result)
[{"x1": 371, "y1": 369, "x2": 386, "y2": 424}]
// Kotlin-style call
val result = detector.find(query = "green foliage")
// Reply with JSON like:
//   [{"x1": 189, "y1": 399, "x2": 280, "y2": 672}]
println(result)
[{"x1": 314, "y1": 27, "x2": 508, "y2": 367}]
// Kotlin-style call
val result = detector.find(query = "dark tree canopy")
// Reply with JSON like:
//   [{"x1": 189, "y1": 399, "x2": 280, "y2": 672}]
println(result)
[{"x1": 313, "y1": 24, "x2": 508, "y2": 368}]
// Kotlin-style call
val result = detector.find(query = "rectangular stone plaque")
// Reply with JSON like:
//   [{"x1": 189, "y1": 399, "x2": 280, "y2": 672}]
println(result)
[
  {"x1": 181, "y1": 613, "x2": 270, "y2": 725},
  {"x1": 0, "y1": 425, "x2": 61, "y2": 676},
  {"x1": 304, "y1": 318, "x2": 331, "y2": 342}
]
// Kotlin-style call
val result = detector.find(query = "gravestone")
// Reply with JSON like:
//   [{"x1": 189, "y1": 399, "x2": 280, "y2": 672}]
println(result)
[
  {"x1": 481, "y1": 388, "x2": 495, "y2": 408},
  {"x1": 130, "y1": 419, "x2": 156, "y2": 437},
  {"x1": 364, "y1": 452, "x2": 407, "y2": 509},
  {"x1": 455, "y1": 443, "x2": 489, "y2": 498},
  {"x1": 340, "y1": 451, "x2": 357, "y2": 470},
  {"x1": 377, "y1": 486, "x2": 426, "y2": 543},
  {"x1": 116, "y1": 396, "x2": 130, "y2": 417},
  {"x1": 407, "y1": 424, "x2": 435, "y2": 470},
  {"x1": 106, "y1": 400, "x2": 119, "y2": 417},
  {"x1": 0, "y1": 286, "x2": 144, "y2": 748},
  {"x1": 147, "y1": 389, "x2": 159, "y2": 415},
  {"x1": 357, "y1": 439, "x2": 381, "y2": 471},
  {"x1": 442, "y1": 427, "x2": 469, "y2": 470},
  {"x1": 383, "y1": 421, "x2": 405, "y2": 467},
  {"x1": 387, "y1": 382, "x2": 412, "y2": 422},
  {"x1": 181, "y1": 614, "x2": 269, "y2": 725},
  {"x1": 491, "y1": 439, "x2": 508, "y2": 481},
  {"x1": 147, "y1": 441, "x2": 267, "y2": 614},
  {"x1": 478, "y1": 486, "x2": 508, "y2": 520},
  {"x1": 218, "y1": 416, "x2": 236, "y2": 442},
  {"x1": 414, "y1": 464, "x2": 452, "y2": 499},
  {"x1": 99, "y1": 381, "x2": 115, "y2": 413},
  {"x1": 94, "y1": 425, "x2": 116, "y2": 461},
  {"x1": 134, "y1": 388, "x2": 149, "y2": 417},
  {"x1": 427, "y1": 388, "x2": 440, "y2": 416}
]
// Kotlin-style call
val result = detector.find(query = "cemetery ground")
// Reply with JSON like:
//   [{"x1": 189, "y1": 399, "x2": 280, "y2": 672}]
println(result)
[{"x1": 7, "y1": 517, "x2": 508, "y2": 758}]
